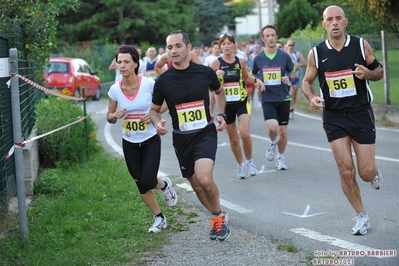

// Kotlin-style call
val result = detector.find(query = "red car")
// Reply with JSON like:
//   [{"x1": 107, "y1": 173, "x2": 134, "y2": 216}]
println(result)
[{"x1": 44, "y1": 57, "x2": 101, "y2": 100}]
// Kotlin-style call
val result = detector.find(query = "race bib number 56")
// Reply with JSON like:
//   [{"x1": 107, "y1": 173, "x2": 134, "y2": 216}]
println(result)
[{"x1": 325, "y1": 69, "x2": 357, "y2": 98}]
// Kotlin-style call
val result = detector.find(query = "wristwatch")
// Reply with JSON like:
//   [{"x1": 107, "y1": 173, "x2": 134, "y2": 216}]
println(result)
[{"x1": 217, "y1": 113, "x2": 227, "y2": 121}]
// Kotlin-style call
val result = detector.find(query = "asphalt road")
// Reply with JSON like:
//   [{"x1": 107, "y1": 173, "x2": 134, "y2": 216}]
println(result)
[{"x1": 87, "y1": 98, "x2": 398, "y2": 266}]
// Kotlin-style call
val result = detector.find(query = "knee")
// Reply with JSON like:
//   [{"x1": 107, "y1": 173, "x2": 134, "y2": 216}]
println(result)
[
  {"x1": 358, "y1": 166, "x2": 376, "y2": 182},
  {"x1": 230, "y1": 137, "x2": 240, "y2": 147},
  {"x1": 142, "y1": 178, "x2": 157, "y2": 190}
]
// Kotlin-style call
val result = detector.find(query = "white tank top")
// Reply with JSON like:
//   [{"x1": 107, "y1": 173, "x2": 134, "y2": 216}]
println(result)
[{"x1": 108, "y1": 76, "x2": 157, "y2": 143}]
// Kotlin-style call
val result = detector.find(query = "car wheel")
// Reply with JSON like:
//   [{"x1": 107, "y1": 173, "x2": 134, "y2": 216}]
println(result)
[{"x1": 93, "y1": 87, "x2": 101, "y2": 101}]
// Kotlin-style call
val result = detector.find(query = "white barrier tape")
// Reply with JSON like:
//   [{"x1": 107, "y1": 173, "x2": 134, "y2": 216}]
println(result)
[
  {"x1": 4, "y1": 116, "x2": 87, "y2": 159},
  {"x1": 8, "y1": 73, "x2": 85, "y2": 101}
]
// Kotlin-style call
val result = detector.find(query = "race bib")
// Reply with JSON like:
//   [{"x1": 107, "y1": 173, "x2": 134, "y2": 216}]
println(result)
[
  {"x1": 176, "y1": 100, "x2": 207, "y2": 132},
  {"x1": 262, "y1": 67, "x2": 281, "y2": 86},
  {"x1": 224, "y1": 82, "x2": 241, "y2": 102},
  {"x1": 122, "y1": 114, "x2": 148, "y2": 136},
  {"x1": 146, "y1": 70, "x2": 157, "y2": 80},
  {"x1": 325, "y1": 69, "x2": 357, "y2": 98}
]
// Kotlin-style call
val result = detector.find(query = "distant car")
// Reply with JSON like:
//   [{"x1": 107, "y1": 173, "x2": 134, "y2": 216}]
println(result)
[{"x1": 44, "y1": 57, "x2": 101, "y2": 100}]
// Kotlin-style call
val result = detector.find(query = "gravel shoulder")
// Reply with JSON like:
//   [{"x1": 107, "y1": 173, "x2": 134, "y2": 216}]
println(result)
[{"x1": 142, "y1": 194, "x2": 309, "y2": 266}]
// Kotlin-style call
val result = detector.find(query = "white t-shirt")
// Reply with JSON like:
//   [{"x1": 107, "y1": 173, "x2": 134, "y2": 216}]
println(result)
[
  {"x1": 203, "y1": 54, "x2": 220, "y2": 67},
  {"x1": 108, "y1": 76, "x2": 157, "y2": 143}
]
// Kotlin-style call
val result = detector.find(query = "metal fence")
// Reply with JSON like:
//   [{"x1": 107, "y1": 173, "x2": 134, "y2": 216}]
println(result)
[{"x1": 0, "y1": 25, "x2": 40, "y2": 213}]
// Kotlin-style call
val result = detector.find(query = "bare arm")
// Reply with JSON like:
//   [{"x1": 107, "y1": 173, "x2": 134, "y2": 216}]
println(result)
[
  {"x1": 297, "y1": 51, "x2": 307, "y2": 68},
  {"x1": 108, "y1": 59, "x2": 116, "y2": 71},
  {"x1": 352, "y1": 40, "x2": 383, "y2": 81},
  {"x1": 150, "y1": 103, "x2": 168, "y2": 135},
  {"x1": 155, "y1": 54, "x2": 169, "y2": 75},
  {"x1": 213, "y1": 86, "x2": 226, "y2": 131},
  {"x1": 188, "y1": 51, "x2": 202, "y2": 65},
  {"x1": 302, "y1": 49, "x2": 324, "y2": 112},
  {"x1": 107, "y1": 98, "x2": 126, "y2": 123}
]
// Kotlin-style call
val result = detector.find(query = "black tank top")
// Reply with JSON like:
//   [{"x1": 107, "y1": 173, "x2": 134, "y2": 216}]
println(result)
[
  {"x1": 218, "y1": 56, "x2": 247, "y2": 103},
  {"x1": 314, "y1": 35, "x2": 373, "y2": 110}
]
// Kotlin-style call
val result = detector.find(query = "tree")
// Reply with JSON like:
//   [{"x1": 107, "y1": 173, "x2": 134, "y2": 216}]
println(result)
[
  {"x1": 276, "y1": 0, "x2": 319, "y2": 38},
  {"x1": 227, "y1": 0, "x2": 256, "y2": 25},
  {"x1": 311, "y1": 0, "x2": 381, "y2": 36},
  {"x1": 0, "y1": 0, "x2": 79, "y2": 74},
  {"x1": 56, "y1": 0, "x2": 198, "y2": 46},
  {"x1": 195, "y1": 0, "x2": 230, "y2": 46},
  {"x1": 348, "y1": 0, "x2": 399, "y2": 37}
]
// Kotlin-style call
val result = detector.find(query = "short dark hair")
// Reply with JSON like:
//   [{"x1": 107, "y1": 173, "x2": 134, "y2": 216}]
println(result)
[
  {"x1": 168, "y1": 30, "x2": 190, "y2": 46},
  {"x1": 115, "y1": 45, "x2": 140, "y2": 75},
  {"x1": 261, "y1": 25, "x2": 278, "y2": 36},
  {"x1": 211, "y1": 40, "x2": 219, "y2": 47}
]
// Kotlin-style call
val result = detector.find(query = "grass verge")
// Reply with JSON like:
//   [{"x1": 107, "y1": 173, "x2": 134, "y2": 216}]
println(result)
[{"x1": 0, "y1": 149, "x2": 194, "y2": 265}]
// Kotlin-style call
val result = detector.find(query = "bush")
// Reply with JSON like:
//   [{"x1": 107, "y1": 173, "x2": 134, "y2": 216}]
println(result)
[{"x1": 35, "y1": 96, "x2": 100, "y2": 168}]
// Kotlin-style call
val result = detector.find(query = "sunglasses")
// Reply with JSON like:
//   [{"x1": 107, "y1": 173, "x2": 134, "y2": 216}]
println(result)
[
  {"x1": 220, "y1": 33, "x2": 234, "y2": 39},
  {"x1": 288, "y1": 44, "x2": 294, "y2": 47}
]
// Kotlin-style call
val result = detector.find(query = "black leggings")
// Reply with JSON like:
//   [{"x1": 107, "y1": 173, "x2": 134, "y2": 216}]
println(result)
[{"x1": 122, "y1": 135, "x2": 161, "y2": 194}]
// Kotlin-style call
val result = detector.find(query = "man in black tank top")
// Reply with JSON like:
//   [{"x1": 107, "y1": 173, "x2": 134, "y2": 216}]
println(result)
[{"x1": 302, "y1": 5, "x2": 383, "y2": 236}]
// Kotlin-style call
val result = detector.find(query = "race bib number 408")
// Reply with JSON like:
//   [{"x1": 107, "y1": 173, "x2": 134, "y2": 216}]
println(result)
[
  {"x1": 176, "y1": 100, "x2": 207, "y2": 132},
  {"x1": 325, "y1": 69, "x2": 357, "y2": 98}
]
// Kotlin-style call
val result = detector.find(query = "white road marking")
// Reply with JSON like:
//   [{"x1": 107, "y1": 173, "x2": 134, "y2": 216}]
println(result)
[
  {"x1": 220, "y1": 198, "x2": 254, "y2": 213},
  {"x1": 258, "y1": 165, "x2": 277, "y2": 174},
  {"x1": 282, "y1": 205, "x2": 326, "y2": 218},
  {"x1": 251, "y1": 133, "x2": 399, "y2": 163},
  {"x1": 290, "y1": 227, "x2": 375, "y2": 251}
]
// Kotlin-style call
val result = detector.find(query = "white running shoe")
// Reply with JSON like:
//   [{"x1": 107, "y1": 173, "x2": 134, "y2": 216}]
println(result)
[
  {"x1": 237, "y1": 164, "x2": 247, "y2": 179},
  {"x1": 266, "y1": 141, "x2": 277, "y2": 161},
  {"x1": 257, "y1": 101, "x2": 262, "y2": 108},
  {"x1": 351, "y1": 212, "x2": 370, "y2": 235},
  {"x1": 276, "y1": 155, "x2": 288, "y2": 170},
  {"x1": 371, "y1": 169, "x2": 382, "y2": 190},
  {"x1": 161, "y1": 177, "x2": 178, "y2": 207},
  {"x1": 246, "y1": 160, "x2": 258, "y2": 176},
  {"x1": 148, "y1": 215, "x2": 167, "y2": 233}
]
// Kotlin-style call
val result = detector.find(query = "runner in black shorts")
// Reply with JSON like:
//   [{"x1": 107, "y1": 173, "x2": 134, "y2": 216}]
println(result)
[
  {"x1": 302, "y1": 5, "x2": 383, "y2": 235},
  {"x1": 211, "y1": 33, "x2": 264, "y2": 179},
  {"x1": 150, "y1": 30, "x2": 231, "y2": 241},
  {"x1": 252, "y1": 25, "x2": 296, "y2": 170}
]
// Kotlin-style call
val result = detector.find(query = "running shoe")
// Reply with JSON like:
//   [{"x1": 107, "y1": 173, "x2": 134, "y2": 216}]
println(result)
[
  {"x1": 161, "y1": 176, "x2": 178, "y2": 207},
  {"x1": 148, "y1": 215, "x2": 167, "y2": 233},
  {"x1": 276, "y1": 155, "x2": 288, "y2": 170},
  {"x1": 246, "y1": 160, "x2": 258, "y2": 176},
  {"x1": 371, "y1": 169, "x2": 382, "y2": 190},
  {"x1": 237, "y1": 163, "x2": 247, "y2": 179},
  {"x1": 257, "y1": 101, "x2": 262, "y2": 108},
  {"x1": 209, "y1": 210, "x2": 230, "y2": 241},
  {"x1": 266, "y1": 141, "x2": 277, "y2": 161},
  {"x1": 351, "y1": 212, "x2": 371, "y2": 235},
  {"x1": 289, "y1": 110, "x2": 294, "y2": 120}
]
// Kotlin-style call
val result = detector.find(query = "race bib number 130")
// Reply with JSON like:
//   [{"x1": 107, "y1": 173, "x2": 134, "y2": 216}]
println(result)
[{"x1": 176, "y1": 100, "x2": 207, "y2": 132}]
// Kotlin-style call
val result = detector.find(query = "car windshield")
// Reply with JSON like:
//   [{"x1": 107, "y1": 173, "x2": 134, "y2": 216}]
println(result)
[{"x1": 44, "y1": 62, "x2": 69, "y2": 73}]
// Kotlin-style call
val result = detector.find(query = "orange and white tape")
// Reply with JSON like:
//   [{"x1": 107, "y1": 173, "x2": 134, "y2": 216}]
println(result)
[
  {"x1": 8, "y1": 73, "x2": 85, "y2": 101},
  {"x1": 4, "y1": 116, "x2": 87, "y2": 159}
]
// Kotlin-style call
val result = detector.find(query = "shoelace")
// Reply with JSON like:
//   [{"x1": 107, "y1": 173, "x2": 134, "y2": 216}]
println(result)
[
  {"x1": 208, "y1": 215, "x2": 225, "y2": 232},
  {"x1": 352, "y1": 215, "x2": 367, "y2": 228}
]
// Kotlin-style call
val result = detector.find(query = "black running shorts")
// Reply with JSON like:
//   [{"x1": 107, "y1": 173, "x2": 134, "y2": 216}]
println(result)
[
  {"x1": 225, "y1": 98, "x2": 251, "y2": 125},
  {"x1": 322, "y1": 104, "x2": 376, "y2": 144},
  {"x1": 262, "y1": 101, "x2": 290, "y2": 125},
  {"x1": 172, "y1": 123, "x2": 218, "y2": 178}
]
